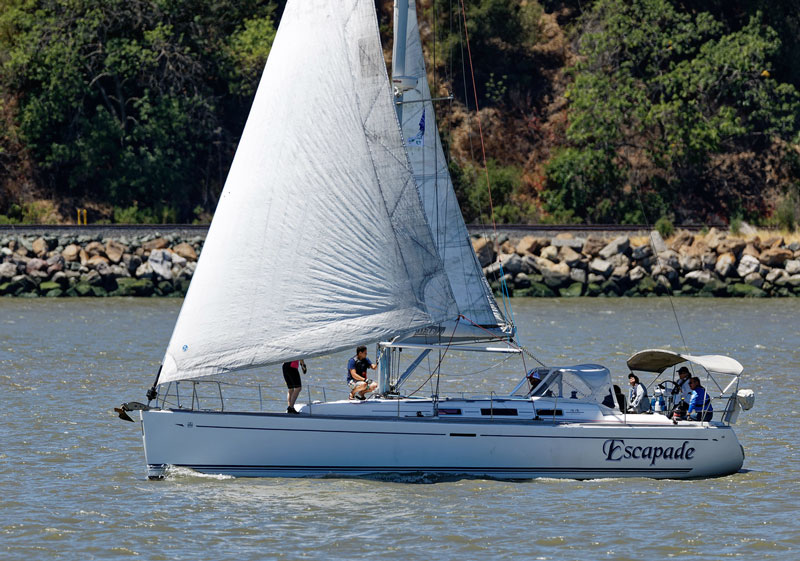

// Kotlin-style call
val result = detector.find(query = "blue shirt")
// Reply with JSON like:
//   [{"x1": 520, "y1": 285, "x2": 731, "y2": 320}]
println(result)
[
  {"x1": 687, "y1": 386, "x2": 712, "y2": 414},
  {"x1": 346, "y1": 356, "x2": 372, "y2": 382}
]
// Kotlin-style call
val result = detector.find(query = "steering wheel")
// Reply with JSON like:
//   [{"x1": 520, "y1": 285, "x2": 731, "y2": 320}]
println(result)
[{"x1": 657, "y1": 380, "x2": 679, "y2": 395}]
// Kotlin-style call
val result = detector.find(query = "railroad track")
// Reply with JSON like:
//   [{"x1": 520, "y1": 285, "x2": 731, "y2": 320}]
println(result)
[
  {"x1": 0, "y1": 224, "x2": 210, "y2": 237},
  {"x1": 465, "y1": 223, "x2": 724, "y2": 236},
  {"x1": 0, "y1": 223, "x2": 726, "y2": 237}
]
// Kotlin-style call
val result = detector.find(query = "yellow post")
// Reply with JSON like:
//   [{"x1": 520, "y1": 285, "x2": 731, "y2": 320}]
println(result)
[
  {"x1": 82, "y1": 209, "x2": 87, "y2": 225},
  {"x1": 77, "y1": 209, "x2": 81, "y2": 224}
]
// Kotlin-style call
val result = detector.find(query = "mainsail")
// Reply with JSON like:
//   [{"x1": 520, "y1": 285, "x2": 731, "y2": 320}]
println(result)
[
  {"x1": 159, "y1": 0, "x2": 457, "y2": 384},
  {"x1": 392, "y1": 0, "x2": 511, "y2": 340}
]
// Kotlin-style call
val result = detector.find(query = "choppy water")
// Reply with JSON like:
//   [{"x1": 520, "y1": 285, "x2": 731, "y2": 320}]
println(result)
[{"x1": 1, "y1": 297, "x2": 798, "y2": 560}]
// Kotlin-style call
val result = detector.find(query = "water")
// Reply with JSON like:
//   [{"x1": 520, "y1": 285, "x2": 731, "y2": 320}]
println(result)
[{"x1": 1, "y1": 297, "x2": 798, "y2": 560}]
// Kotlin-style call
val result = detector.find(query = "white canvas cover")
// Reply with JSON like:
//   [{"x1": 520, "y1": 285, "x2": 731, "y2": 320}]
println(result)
[
  {"x1": 392, "y1": 1, "x2": 509, "y2": 337},
  {"x1": 530, "y1": 364, "x2": 614, "y2": 405},
  {"x1": 736, "y1": 389, "x2": 755, "y2": 410},
  {"x1": 159, "y1": 0, "x2": 457, "y2": 384},
  {"x1": 627, "y1": 349, "x2": 744, "y2": 376}
]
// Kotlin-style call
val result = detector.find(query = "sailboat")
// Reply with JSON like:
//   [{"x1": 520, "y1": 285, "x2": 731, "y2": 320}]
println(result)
[{"x1": 121, "y1": 0, "x2": 755, "y2": 480}]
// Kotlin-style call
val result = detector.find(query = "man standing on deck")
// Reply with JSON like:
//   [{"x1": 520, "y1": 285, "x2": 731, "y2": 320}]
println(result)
[{"x1": 283, "y1": 359, "x2": 306, "y2": 414}]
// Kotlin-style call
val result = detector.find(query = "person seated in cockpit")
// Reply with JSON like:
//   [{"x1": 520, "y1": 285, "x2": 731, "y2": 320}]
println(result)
[
  {"x1": 527, "y1": 369, "x2": 542, "y2": 394},
  {"x1": 614, "y1": 384, "x2": 626, "y2": 411},
  {"x1": 686, "y1": 377, "x2": 713, "y2": 422},
  {"x1": 669, "y1": 366, "x2": 692, "y2": 418}
]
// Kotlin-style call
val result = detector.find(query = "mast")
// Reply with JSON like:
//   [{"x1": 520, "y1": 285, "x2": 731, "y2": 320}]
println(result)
[
  {"x1": 391, "y1": 0, "x2": 513, "y2": 342},
  {"x1": 392, "y1": 0, "x2": 415, "y2": 124},
  {"x1": 381, "y1": 0, "x2": 517, "y2": 395}
]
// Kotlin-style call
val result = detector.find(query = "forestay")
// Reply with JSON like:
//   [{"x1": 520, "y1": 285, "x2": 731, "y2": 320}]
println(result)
[
  {"x1": 159, "y1": 0, "x2": 457, "y2": 384},
  {"x1": 392, "y1": 1, "x2": 509, "y2": 336}
]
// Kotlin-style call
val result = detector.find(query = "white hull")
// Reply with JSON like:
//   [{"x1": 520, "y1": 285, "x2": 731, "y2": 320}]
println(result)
[{"x1": 140, "y1": 400, "x2": 744, "y2": 480}]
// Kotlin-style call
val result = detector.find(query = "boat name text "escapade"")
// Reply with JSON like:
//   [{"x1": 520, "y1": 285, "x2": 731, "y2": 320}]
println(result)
[
  {"x1": 602, "y1": 439, "x2": 695, "y2": 465},
  {"x1": 414, "y1": 326, "x2": 445, "y2": 336}
]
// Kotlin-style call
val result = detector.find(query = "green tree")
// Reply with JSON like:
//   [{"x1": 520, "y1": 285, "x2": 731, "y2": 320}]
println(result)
[
  {"x1": 438, "y1": 0, "x2": 542, "y2": 108},
  {"x1": 457, "y1": 159, "x2": 527, "y2": 224},
  {"x1": 0, "y1": 0, "x2": 277, "y2": 220},
  {"x1": 543, "y1": 147, "x2": 624, "y2": 223},
  {"x1": 544, "y1": 0, "x2": 800, "y2": 223}
]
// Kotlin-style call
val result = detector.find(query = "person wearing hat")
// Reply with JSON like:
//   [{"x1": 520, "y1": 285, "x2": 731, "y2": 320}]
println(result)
[
  {"x1": 526, "y1": 368, "x2": 543, "y2": 394},
  {"x1": 670, "y1": 366, "x2": 692, "y2": 420},
  {"x1": 627, "y1": 373, "x2": 650, "y2": 413}
]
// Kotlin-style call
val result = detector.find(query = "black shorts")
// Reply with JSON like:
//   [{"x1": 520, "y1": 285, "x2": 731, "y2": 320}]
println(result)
[{"x1": 282, "y1": 363, "x2": 302, "y2": 389}]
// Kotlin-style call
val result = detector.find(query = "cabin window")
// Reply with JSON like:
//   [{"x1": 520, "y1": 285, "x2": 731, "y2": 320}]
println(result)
[
  {"x1": 480, "y1": 408, "x2": 518, "y2": 416},
  {"x1": 536, "y1": 409, "x2": 563, "y2": 416},
  {"x1": 438, "y1": 408, "x2": 461, "y2": 415}
]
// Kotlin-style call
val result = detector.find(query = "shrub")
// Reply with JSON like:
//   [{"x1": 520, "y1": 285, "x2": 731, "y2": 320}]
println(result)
[
  {"x1": 112, "y1": 203, "x2": 178, "y2": 224},
  {"x1": 729, "y1": 215, "x2": 743, "y2": 236},
  {"x1": 774, "y1": 194, "x2": 798, "y2": 232},
  {"x1": 655, "y1": 216, "x2": 674, "y2": 238},
  {"x1": 458, "y1": 159, "x2": 526, "y2": 224},
  {"x1": 20, "y1": 201, "x2": 60, "y2": 224},
  {"x1": 543, "y1": 147, "x2": 625, "y2": 223}
]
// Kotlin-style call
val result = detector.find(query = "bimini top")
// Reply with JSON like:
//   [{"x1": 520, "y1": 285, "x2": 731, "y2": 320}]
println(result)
[{"x1": 627, "y1": 349, "x2": 743, "y2": 376}]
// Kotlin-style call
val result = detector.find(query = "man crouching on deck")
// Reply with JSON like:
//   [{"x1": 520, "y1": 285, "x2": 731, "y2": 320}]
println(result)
[{"x1": 347, "y1": 345, "x2": 378, "y2": 400}]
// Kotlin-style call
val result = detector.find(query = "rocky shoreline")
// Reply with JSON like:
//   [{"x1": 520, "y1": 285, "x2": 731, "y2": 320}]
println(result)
[
  {"x1": 1, "y1": 228, "x2": 799, "y2": 298},
  {"x1": 475, "y1": 229, "x2": 800, "y2": 297},
  {"x1": 0, "y1": 232, "x2": 201, "y2": 297}
]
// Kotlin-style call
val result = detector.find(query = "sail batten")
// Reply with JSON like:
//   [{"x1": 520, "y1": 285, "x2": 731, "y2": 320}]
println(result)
[{"x1": 159, "y1": 0, "x2": 457, "y2": 385}]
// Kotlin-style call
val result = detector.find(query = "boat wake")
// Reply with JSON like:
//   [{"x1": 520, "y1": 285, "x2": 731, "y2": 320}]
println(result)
[{"x1": 163, "y1": 466, "x2": 234, "y2": 481}]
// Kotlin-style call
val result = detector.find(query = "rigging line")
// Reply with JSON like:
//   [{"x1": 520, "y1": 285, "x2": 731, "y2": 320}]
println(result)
[
  {"x1": 497, "y1": 257, "x2": 517, "y2": 330},
  {"x1": 456, "y1": 6, "x2": 486, "y2": 245},
  {"x1": 454, "y1": 2, "x2": 488, "y2": 244},
  {"x1": 467, "y1": 352, "x2": 517, "y2": 376},
  {"x1": 448, "y1": 0, "x2": 454, "y2": 94},
  {"x1": 457, "y1": 0, "x2": 514, "y2": 321},
  {"x1": 454, "y1": 0, "x2": 492, "y2": 248},
  {"x1": 407, "y1": 316, "x2": 461, "y2": 397},
  {"x1": 434, "y1": 313, "x2": 442, "y2": 410},
  {"x1": 431, "y1": 0, "x2": 457, "y2": 281},
  {"x1": 632, "y1": 187, "x2": 690, "y2": 355},
  {"x1": 456, "y1": 314, "x2": 545, "y2": 368},
  {"x1": 458, "y1": 0, "x2": 496, "y2": 239},
  {"x1": 454, "y1": 0, "x2": 489, "y2": 242}
]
